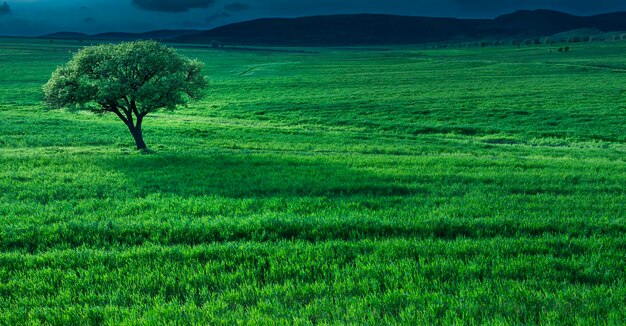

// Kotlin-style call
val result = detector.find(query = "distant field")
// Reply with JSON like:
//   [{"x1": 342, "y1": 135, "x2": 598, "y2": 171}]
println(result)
[{"x1": 1, "y1": 37, "x2": 625, "y2": 324}]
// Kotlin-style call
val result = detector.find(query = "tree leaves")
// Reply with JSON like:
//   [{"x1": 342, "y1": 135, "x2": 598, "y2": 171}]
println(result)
[{"x1": 43, "y1": 41, "x2": 208, "y2": 117}]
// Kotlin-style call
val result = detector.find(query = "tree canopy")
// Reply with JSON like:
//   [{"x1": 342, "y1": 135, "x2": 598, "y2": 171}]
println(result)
[{"x1": 44, "y1": 40, "x2": 207, "y2": 149}]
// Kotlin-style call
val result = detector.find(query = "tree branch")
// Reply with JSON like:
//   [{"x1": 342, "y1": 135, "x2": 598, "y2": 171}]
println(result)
[
  {"x1": 130, "y1": 99, "x2": 141, "y2": 117},
  {"x1": 110, "y1": 106, "x2": 129, "y2": 125},
  {"x1": 123, "y1": 96, "x2": 131, "y2": 109},
  {"x1": 113, "y1": 102, "x2": 133, "y2": 127}
]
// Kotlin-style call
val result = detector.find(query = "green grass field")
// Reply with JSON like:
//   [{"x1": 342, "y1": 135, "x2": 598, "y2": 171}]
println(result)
[{"x1": 1, "y1": 37, "x2": 626, "y2": 324}]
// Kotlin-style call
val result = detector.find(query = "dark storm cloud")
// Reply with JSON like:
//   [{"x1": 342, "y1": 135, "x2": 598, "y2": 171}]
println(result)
[
  {"x1": 224, "y1": 2, "x2": 250, "y2": 12},
  {"x1": 0, "y1": 2, "x2": 11, "y2": 17},
  {"x1": 132, "y1": 0, "x2": 216, "y2": 13}
]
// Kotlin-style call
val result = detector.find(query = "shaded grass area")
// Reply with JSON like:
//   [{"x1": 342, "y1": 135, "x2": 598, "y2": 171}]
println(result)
[
  {"x1": 1, "y1": 37, "x2": 626, "y2": 323},
  {"x1": 2, "y1": 240, "x2": 625, "y2": 325}
]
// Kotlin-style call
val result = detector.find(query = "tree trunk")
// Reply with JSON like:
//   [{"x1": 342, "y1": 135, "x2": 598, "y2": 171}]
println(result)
[
  {"x1": 131, "y1": 127, "x2": 147, "y2": 150},
  {"x1": 127, "y1": 119, "x2": 147, "y2": 150}
]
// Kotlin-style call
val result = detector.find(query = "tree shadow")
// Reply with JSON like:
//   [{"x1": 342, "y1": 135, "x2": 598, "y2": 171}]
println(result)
[{"x1": 97, "y1": 152, "x2": 423, "y2": 198}]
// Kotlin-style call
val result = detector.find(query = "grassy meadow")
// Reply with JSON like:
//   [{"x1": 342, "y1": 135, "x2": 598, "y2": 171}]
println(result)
[{"x1": 1, "y1": 37, "x2": 626, "y2": 324}]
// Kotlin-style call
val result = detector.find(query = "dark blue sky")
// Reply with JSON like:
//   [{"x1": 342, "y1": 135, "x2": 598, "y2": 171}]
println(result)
[{"x1": 2, "y1": 0, "x2": 626, "y2": 36}]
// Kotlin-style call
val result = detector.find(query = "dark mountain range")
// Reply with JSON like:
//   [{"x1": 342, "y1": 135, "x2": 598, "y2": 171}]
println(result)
[
  {"x1": 40, "y1": 10, "x2": 626, "y2": 46},
  {"x1": 175, "y1": 14, "x2": 488, "y2": 45},
  {"x1": 44, "y1": 32, "x2": 90, "y2": 39},
  {"x1": 44, "y1": 30, "x2": 200, "y2": 41},
  {"x1": 479, "y1": 10, "x2": 626, "y2": 36}
]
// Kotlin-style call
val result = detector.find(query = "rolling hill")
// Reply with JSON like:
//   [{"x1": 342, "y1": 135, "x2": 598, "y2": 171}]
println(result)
[
  {"x1": 43, "y1": 30, "x2": 200, "y2": 41},
  {"x1": 41, "y1": 10, "x2": 626, "y2": 45},
  {"x1": 174, "y1": 14, "x2": 488, "y2": 45}
]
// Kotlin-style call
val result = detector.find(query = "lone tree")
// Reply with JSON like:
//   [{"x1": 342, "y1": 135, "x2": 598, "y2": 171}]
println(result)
[{"x1": 44, "y1": 41, "x2": 207, "y2": 150}]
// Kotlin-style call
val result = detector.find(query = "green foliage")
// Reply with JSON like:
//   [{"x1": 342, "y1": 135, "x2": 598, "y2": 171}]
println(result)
[
  {"x1": 1, "y1": 38, "x2": 626, "y2": 324},
  {"x1": 43, "y1": 40, "x2": 206, "y2": 114},
  {"x1": 43, "y1": 40, "x2": 207, "y2": 149}
]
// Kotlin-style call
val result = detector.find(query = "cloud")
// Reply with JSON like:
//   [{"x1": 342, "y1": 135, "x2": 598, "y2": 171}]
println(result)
[
  {"x1": 0, "y1": 2, "x2": 11, "y2": 17},
  {"x1": 83, "y1": 17, "x2": 96, "y2": 24},
  {"x1": 181, "y1": 11, "x2": 231, "y2": 27},
  {"x1": 132, "y1": 0, "x2": 217, "y2": 13},
  {"x1": 224, "y1": 2, "x2": 249, "y2": 12},
  {"x1": 206, "y1": 11, "x2": 230, "y2": 23}
]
